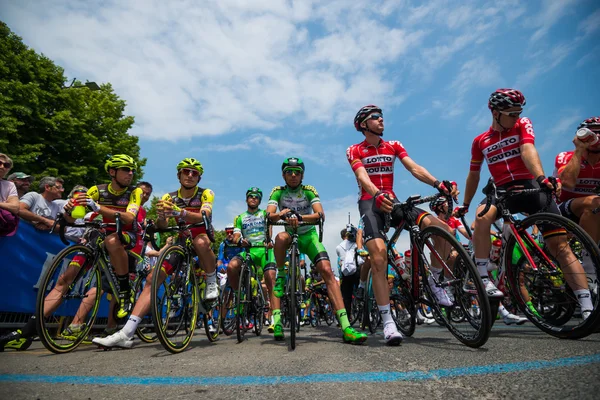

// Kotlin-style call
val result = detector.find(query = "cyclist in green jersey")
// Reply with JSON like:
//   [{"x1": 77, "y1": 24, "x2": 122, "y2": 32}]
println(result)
[
  {"x1": 266, "y1": 157, "x2": 367, "y2": 344},
  {"x1": 227, "y1": 187, "x2": 276, "y2": 326}
]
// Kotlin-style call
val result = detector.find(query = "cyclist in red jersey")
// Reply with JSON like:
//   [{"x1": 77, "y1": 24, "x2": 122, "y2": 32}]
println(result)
[
  {"x1": 429, "y1": 197, "x2": 470, "y2": 241},
  {"x1": 456, "y1": 89, "x2": 594, "y2": 319},
  {"x1": 347, "y1": 104, "x2": 459, "y2": 345},
  {"x1": 554, "y1": 116, "x2": 600, "y2": 294}
]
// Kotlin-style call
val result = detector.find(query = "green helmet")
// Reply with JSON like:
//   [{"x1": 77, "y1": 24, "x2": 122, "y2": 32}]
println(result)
[
  {"x1": 176, "y1": 158, "x2": 204, "y2": 175},
  {"x1": 104, "y1": 154, "x2": 137, "y2": 173},
  {"x1": 281, "y1": 157, "x2": 305, "y2": 172},
  {"x1": 246, "y1": 186, "x2": 263, "y2": 201}
]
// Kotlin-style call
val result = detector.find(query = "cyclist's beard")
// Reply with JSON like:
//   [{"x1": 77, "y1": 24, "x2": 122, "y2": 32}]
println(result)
[
  {"x1": 365, "y1": 127, "x2": 383, "y2": 136},
  {"x1": 181, "y1": 183, "x2": 196, "y2": 190},
  {"x1": 247, "y1": 204, "x2": 259, "y2": 212}
]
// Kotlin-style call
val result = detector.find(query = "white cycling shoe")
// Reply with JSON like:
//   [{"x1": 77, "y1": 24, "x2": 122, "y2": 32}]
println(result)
[
  {"x1": 92, "y1": 330, "x2": 134, "y2": 349},
  {"x1": 204, "y1": 282, "x2": 219, "y2": 301},
  {"x1": 483, "y1": 279, "x2": 504, "y2": 298},
  {"x1": 428, "y1": 275, "x2": 453, "y2": 306},
  {"x1": 383, "y1": 323, "x2": 403, "y2": 346},
  {"x1": 503, "y1": 313, "x2": 527, "y2": 325}
]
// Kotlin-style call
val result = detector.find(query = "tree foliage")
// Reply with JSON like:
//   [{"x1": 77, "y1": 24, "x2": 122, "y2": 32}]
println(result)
[{"x1": 0, "y1": 21, "x2": 145, "y2": 192}]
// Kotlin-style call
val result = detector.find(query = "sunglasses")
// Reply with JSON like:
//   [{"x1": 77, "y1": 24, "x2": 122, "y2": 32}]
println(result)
[
  {"x1": 118, "y1": 167, "x2": 136, "y2": 173},
  {"x1": 364, "y1": 113, "x2": 383, "y2": 121},
  {"x1": 284, "y1": 169, "x2": 303, "y2": 176},
  {"x1": 181, "y1": 168, "x2": 200, "y2": 177},
  {"x1": 498, "y1": 110, "x2": 522, "y2": 118},
  {"x1": 0, "y1": 162, "x2": 11, "y2": 168},
  {"x1": 225, "y1": 230, "x2": 234, "y2": 235},
  {"x1": 247, "y1": 194, "x2": 261, "y2": 200}
]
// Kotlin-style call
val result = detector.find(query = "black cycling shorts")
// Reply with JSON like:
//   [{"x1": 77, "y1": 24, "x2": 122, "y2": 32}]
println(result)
[
  {"x1": 558, "y1": 199, "x2": 579, "y2": 224},
  {"x1": 359, "y1": 197, "x2": 429, "y2": 243}
]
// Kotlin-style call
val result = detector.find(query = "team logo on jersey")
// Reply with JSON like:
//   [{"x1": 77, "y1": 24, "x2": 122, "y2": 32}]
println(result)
[{"x1": 117, "y1": 198, "x2": 128, "y2": 206}]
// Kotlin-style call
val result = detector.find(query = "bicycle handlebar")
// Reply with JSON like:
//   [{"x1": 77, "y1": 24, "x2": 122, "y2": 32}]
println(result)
[
  {"x1": 52, "y1": 212, "x2": 124, "y2": 246},
  {"x1": 151, "y1": 211, "x2": 215, "y2": 243},
  {"x1": 477, "y1": 181, "x2": 553, "y2": 218},
  {"x1": 266, "y1": 212, "x2": 324, "y2": 243}
]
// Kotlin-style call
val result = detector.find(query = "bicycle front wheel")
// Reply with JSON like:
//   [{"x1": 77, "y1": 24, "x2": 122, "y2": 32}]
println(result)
[
  {"x1": 419, "y1": 226, "x2": 491, "y2": 348},
  {"x1": 35, "y1": 245, "x2": 102, "y2": 354},
  {"x1": 221, "y1": 285, "x2": 236, "y2": 336},
  {"x1": 505, "y1": 212, "x2": 600, "y2": 339},
  {"x1": 134, "y1": 273, "x2": 157, "y2": 343},
  {"x1": 289, "y1": 251, "x2": 298, "y2": 350},
  {"x1": 151, "y1": 245, "x2": 198, "y2": 353},
  {"x1": 236, "y1": 265, "x2": 250, "y2": 343}
]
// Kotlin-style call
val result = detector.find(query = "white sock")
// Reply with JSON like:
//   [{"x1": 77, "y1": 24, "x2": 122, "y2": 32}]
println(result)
[
  {"x1": 122, "y1": 315, "x2": 141, "y2": 338},
  {"x1": 573, "y1": 289, "x2": 593, "y2": 311},
  {"x1": 475, "y1": 258, "x2": 489, "y2": 279},
  {"x1": 358, "y1": 280, "x2": 366, "y2": 289},
  {"x1": 378, "y1": 304, "x2": 394, "y2": 325},
  {"x1": 498, "y1": 303, "x2": 510, "y2": 318},
  {"x1": 206, "y1": 271, "x2": 217, "y2": 284}
]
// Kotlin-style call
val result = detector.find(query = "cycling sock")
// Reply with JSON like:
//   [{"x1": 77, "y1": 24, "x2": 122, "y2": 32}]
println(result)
[
  {"x1": 122, "y1": 315, "x2": 141, "y2": 338},
  {"x1": 378, "y1": 304, "x2": 393, "y2": 325},
  {"x1": 336, "y1": 309, "x2": 350, "y2": 330},
  {"x1": 206, "y1": 270, "x2": 217, "y2": 284},
  {"x1": 20, "y1": 316, "x2": 37, "y2": 338},
  {"x1": 498, "y1": 304, "x2": 510, "y2": 318},
  {"x1": 573, "y1": 289, "x2": 593, "y2": 311},
  {"x1": 272, "y1": 309, "x2": 281, "y2": 326},
  {"x1": 358, "y1": 280, "x2": 366, "y2": 289},
  {"x1": 475, "y1": 258, "x2": 489, "y2": 279},
  {"x1": 117, "y1": 274, "x2": 130, "y2": 293}
]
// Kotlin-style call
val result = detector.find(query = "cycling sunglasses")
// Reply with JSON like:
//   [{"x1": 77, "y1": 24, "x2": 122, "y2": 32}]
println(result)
[
  {"x1": 180, "y1": 168, "x2": 200, "y2": 177},
  {"x1": 118, "y1": 167, "x2": 136, "y2": 174},
  {"x1": 284, "y1": 168, "x2": 303, "y2": 176},
  {"x1": 498, "y1": 110, "x2": 522, "y2": 118}
]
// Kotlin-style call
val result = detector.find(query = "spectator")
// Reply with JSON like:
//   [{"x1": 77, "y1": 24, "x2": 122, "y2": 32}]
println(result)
[
  {"x1": 336, "y1": 224, "x2": 361, "y2": 319},
  {"x1": 54, "y1": 185, "x2": 89, "y2": 242},
  {"x1": 0, "y1": 153, "x2": 20, "y2": 236},
  {"x1": 19, "y1": 176, "x2": 65, "y2": 231},
  {"x1": 7, "y1": 172, "x2": 34, "y2": 199}
]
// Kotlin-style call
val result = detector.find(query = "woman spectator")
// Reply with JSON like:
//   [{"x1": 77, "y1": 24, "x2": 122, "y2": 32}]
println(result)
[{"x1": 0, "y1": 153, "x2": 20, "y2": 236}]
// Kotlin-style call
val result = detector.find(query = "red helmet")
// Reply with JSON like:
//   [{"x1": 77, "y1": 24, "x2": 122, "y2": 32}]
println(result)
[
  {"x1": 488, "y1": 89, "x2": 526, "y2": 111},
  {"x1": 354, "y1": 105, "x2": 382, "y2": 131},
  {"x1": 578, "y1": 117, "x2": 600, "y2": 132}
]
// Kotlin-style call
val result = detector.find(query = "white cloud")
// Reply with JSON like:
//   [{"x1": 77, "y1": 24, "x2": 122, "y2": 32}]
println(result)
[
  {"x1": 529, "y1": 0, "x2": 578, "y2": 43},
  {"x1": 538, "y1": 111, "x2": 581, "y2": 153}
]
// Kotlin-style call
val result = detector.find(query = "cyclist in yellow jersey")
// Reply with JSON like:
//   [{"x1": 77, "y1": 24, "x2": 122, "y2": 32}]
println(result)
[
  {"x1": 93, "y1": 158, "x2": 217, "y2": 349},
  {"x1": 0, "y1": 154, "x2": 142, "y2": 350}
]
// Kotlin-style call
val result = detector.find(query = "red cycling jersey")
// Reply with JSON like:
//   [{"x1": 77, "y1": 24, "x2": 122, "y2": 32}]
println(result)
[
  {"x1": 553, "y1": 151, "x2": 600, "y2": 202},
  {"x1": 470, "y1": 117, "x2": 535, "y2": 186},
  {"x1": 446, "y1": 216, "x2": 463, "y2": 230},
  {"x1": 346, "y1": 138, "x2": 409, "y2": 200}
]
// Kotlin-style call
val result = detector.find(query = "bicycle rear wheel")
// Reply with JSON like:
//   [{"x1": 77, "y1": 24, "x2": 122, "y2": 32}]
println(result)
[
  {"x1": 505, "y1": 213, "x2": 600, "y2": 339},
  {"x1": 221, "y1": 285, "x2": 236, "y2": 336},
  {"x1": 391, "y1": 284, "x2": 416, "y2": 337},
  {"x1": 35, "y1": 245, "x2": 101, "y2": 354},
  {"x1": 151, "y1": 245, "x2": 199, "y2": 353},
  {"x1": 364, "y1": 270, "x2": 380, "y2": 334},
  {"x1": 134, "y1": 273, "x2": 157, "y2": 343},
  {"x1": 253, "y1": 279, "x2": 265, "y2": 336},
  {"x1": 203, "y1": 291, "x2": 222, "y2": 342},
  {"x1": 419, "y1": 226, "x2": 491, "y2": 348}
]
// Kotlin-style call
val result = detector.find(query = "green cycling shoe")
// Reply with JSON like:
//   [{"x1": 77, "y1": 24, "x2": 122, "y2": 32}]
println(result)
[
  {"x1": 343, "y1": 326, "x2": 367, "y2": 344},
  {"x1": 273, "y1": 323, "x2": 285, "y2": 341},
  {"x1": 273, "y1": 276, "x2": 286, "y2": 298}
]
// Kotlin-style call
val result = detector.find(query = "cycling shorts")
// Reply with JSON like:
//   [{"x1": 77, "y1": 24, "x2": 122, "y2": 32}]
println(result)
[
  {"x1": 295, "y1": 229, "x2": 329, "y2": 265},
  {"x1": 358, "y1": 197, "x2": 429, "y2": 243},
  {"x1": 478, "y1": 179, "x2": 564, "y2": 238},
  {"x1": 233, "y1": 247, "x2": 276, "y2": 280},
  {"x1": 558, "y1": 199, "x2": 579, "y2": 224}
]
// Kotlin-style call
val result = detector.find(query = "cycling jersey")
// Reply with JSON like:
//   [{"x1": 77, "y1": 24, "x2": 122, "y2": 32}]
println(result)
[
  {"x1": 233, "y1": 209, "x2": 276, "y2": 276},
  {"x1": 470, "y1": 117, "x2": 535, "y2": 185},
  {"x1": 161, "y1": 186, "x2": 214, "y2": 237},
  {"x1": 217, "y1": 240, "x2": 243, "y2": 267},
  {"x1": 268, "y1": 185, "x2": 320, "y2": 235},
  {"x1": 87, "y1": 183, "x2": 143, "y2": 231},
  {"x1": 553, "y1": 151, "x2": 600, "y2": 202},
  {"x1": 346, "y1": 139, "x2": 408, "y2": 200}
]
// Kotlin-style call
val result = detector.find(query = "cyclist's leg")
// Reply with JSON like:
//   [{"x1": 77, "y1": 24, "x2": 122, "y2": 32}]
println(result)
[
  {"x1": 568, "y1": 196, "x2": 600, "y2": 244},
  {"x1": 226, "y1": 254, "x2": 244, "y2": 291},
  {"x1": 272, "y1": 232, "x2": 291, "y2": 339},
  {"x1": 105, "y1": 231, "x2": 136, "y2": 317},
  {"x1": 192, "y1": 233, "x2": 218, "y2": 299}
]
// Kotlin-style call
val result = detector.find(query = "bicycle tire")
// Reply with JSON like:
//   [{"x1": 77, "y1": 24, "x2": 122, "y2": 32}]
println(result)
[
  {"x1": 203, "y1": 290, "x2": 222, "y2": 342},
  {"x1": 220, "y1": 285, "x2": 236, "y2": 336},
  {"x1": 236, "y1": 265, "x2": 250, "y2": 343},
  {"x1": 365, "y1": 270, "x2": 380, "y2": 334},
  {"x1": 35, "y1": 245, "x2": 101, "y2": 354},
  {"x1": 505, "y1": 212, "x2": 600, "y2": 339},
  {"x1": 419, "y1": 226, "x2": 492, "y2": 348},
  {"x1": 324, "y1": 298, "x2": 335, "y2": 326},
  {"x1": 289, "y1": 249, "x2": 298, "y2": 350},
  {"x1": 308, "y1": 294, "x2": 319, "y2": 327},
  {"x1": 134, "y1": 273, "x2": 158, "y2": 343},
  {"x1": 350, "y1": 293, "x2": 363, "y2": 327},
  {"x1": 253, "y1": 279, "x2": 265, "y2": 336},
  {"x1": 391, "y1": 286, "x2": 416, "y2": 337},
  {"x1": 151, "y1": 245, "x2": 199, "y2": 353}
]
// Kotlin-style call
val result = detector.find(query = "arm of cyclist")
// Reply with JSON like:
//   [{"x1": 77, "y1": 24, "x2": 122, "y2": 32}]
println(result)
[
  {"x1": 521, "y1": 143, "x2": 562, "y2": 195},
  {"x1": 558, "y1": 137, "x2": 589, "y2": 190},
  {"x1": 353, "y1": 166, "x2": 394, "y2": 212},
  {"x1": 459, "y1": 170, "x2": 481, "y2": 213},
  {"x1": 400, "y1": 156, "x2": 459, "y2": 197}
]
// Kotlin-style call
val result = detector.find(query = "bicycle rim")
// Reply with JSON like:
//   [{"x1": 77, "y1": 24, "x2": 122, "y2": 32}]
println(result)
[
  {"x1": 420, "y1": 226, "x2": 491, "y2": 348},
  {"x1": 221, "y1": 286, "x2": 236, "y2": 336},
  {"x1": 506, "y1": 213, "x2": 600, "y2": 339},
  {"x1": 152, "y1": 245, "x2": 198, "y2": 353},
  {"x1": 36, "y1": 245, "x2": 101, "y2": 354},
  {"x1": 236, "y1": 266, "x2": 250, "y2": 343}
]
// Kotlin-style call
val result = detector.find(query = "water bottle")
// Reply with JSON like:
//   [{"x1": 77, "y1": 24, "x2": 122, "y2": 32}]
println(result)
[
  {"x1": 576, "y1": 128, "x2": 599, "y2": 145},
  {"x1": 71, "y1": 189, "x2": 87, "y2": 219},
  {"x1": 251, "y1": 277, "x2": 258, "y2": 297}
]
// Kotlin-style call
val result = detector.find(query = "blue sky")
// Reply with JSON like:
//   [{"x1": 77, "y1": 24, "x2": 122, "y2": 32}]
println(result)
[{"x1": 4, "y1": 0, "x2": 599, "y2": 258}]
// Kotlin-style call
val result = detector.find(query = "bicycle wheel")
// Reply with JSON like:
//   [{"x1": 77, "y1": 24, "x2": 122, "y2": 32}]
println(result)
[
  {"x1": 289, "y1": 250, "x2": 298, "y2": 350},
  {"x1": 203, "y1": 290, "x2": 222, "y2": 342},
  {"x1": 134, "y1": 273, "x2": 157, "y2": 343},
  {"x1": 505, "y1": 212, "x2": 600, "y2": 339},
  {"x1": 364, "y1": 270, "x2": 380, "y2": 334},
  {"x1": 151, "y1": 245, "x2": 199, "y2": 353},
  {"x1": 308, "y1": 294, "x2": 319, "y2": 327},
  {"x1": 391, "y1": 285, "x2": 416, "y2": 337},
  {"x1": 253, "y1": 278, "x2": 265, "y2": 336},
  {"x1": 323, "y1": 297, "x2": 335, "y2": 326},
  {"x1": 236, "y1": 265, "x2": 250, "y2": 343},
  {"x1": 35, "y1": 245, "x2": 102, "y2": 354},
  {"x1": 350, "y1": 292, "x2": 363, "y2": 327},
  {"x1": 419, "y1": 226, "x2": 491, "y2": 348},
  {"x1": 221, "y1": 285, "x2": 236, "y2": 336}
]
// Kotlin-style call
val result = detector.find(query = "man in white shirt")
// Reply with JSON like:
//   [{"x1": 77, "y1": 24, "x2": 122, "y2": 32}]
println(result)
[{"x1": 19, "y1": 176, "x2": 64, "y2": 231}]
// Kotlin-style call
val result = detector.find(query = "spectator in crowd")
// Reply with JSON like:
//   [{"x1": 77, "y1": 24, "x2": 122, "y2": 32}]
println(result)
[
  {"x1": 337, "y1": 225, "x2": 361, "y2": 319},
  {"x1": 54, "y1": 185, "x2": 89, "y2": 242},
  {"x1": 7, "y1": 172, "x2": 34, "y2": 199},
  {"x1": 0, "y1": 153, "x2": 20, "y2": 236},
  {"x1": 19, "y1": 176, "x2": 64, "y2": 231}
]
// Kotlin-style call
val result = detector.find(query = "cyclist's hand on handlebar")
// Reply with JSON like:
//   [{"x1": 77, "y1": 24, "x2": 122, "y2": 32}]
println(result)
[
  {"x1": 265, "y1": 240, "x2": 274, "y2": 249},
  {"x1": 537, "y1": 175, "x2": 562, "y2": 197},
  {"x1": 374, "y1": 190, "x2": 394, "y2": 213},
  {"x1": 453, "y1": 205, "x2": 469, "y2": 217},
  {"x1": 434, "y1": 180, "x2": 459, "y2": 199}
]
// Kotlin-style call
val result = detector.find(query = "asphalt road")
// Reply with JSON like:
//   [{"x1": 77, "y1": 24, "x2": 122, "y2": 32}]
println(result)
[{"x1": 1, "y1": 323, "x2": 599, "y2": 400}]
